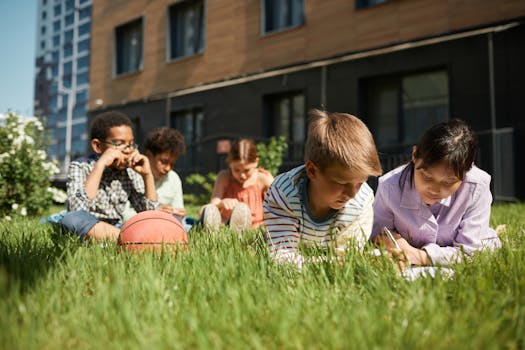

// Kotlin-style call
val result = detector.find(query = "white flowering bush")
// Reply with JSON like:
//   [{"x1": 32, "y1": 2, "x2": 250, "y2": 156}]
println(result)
[{"x1": 0, "y1": 112, "x2": 59, "y2": 219}]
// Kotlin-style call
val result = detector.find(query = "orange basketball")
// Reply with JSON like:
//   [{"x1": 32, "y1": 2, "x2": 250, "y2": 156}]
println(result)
[{"x1": 118, "y1": 210, "x2": 188, "y2": 254}]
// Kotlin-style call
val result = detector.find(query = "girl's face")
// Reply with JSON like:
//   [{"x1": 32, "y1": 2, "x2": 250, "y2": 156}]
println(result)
[
  {"x1": 413, "y1": 158, "x2": 462, "y2": 205},
  {"x1": 148, "y1": 151, "x2": 178, "y2": 180},
  {"x1": 229, "y1": 160, "x2": 258, "y2": 185}
]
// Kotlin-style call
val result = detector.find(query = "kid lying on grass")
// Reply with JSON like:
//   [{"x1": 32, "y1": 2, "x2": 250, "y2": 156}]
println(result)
[
  {"x1": 371, "y1": 119, "x2": 501, "y2": 266},
  {"x1": 263, "y1": 109, "x2": 382, "y2": 269}
]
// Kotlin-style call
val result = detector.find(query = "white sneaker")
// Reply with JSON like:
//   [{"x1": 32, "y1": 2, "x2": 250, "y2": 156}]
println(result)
[
  {"x1": 229, "y1": 202, "x2": 252, "y2": 233},
  {"x1": 202, "y1": 204, "x2": 221, "y2": 232}
]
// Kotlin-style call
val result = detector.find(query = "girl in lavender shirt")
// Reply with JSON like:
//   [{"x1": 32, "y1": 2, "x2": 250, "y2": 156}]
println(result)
[{"x1": 372, "y1": 119, "x2": 501, "y2": 266}]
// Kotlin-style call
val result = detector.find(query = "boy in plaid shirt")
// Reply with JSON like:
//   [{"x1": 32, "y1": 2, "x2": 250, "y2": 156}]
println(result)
[{"x1": 60, "y1": 110, "x2": 158, "y2": 241}]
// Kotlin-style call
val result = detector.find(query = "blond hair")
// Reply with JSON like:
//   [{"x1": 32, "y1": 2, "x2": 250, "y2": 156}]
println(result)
[{"x1": 304, "y1": 109, "x2": 382, "y2": 176}]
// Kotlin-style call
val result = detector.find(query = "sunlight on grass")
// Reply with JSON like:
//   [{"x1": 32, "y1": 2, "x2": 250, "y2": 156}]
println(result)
[{"x1": 0, "y1": 204, "x2": 524, "y2": 348}]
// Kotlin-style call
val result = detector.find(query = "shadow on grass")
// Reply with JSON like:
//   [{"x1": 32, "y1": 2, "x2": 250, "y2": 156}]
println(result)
[{"x1": 0, "y1": 220, "x2": 79, "y2": 295}]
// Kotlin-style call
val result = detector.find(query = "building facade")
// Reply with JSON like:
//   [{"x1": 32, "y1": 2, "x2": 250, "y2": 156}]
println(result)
[
  {"x1": 34, "y1": 0, "x2": 92, "y2": 173},
  {"x1": 89, "y1": 0, "x2": 525, "y2": 200}
]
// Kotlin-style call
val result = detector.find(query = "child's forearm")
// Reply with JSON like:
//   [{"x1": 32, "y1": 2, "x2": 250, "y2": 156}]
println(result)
[
  {"x1": 142, "y1": 173, "x2": 158, "y2": 202},
  {"x1": 84, "y1": 162, "x2": 106, "y2": 199}
]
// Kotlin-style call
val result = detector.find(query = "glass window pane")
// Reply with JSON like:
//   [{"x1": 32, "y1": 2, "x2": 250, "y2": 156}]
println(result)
[
  {"x1": 169, "y1": 0, "x2": 205, "y2": 59},
  {"x1": 115, "y1": 18, "x2": 143, "y2": 75},
  {"x1": 264, "y1": 0, "x2": 304, "y2": 34}
]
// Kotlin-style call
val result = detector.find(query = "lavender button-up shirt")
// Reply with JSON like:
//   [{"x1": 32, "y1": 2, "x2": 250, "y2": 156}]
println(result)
[{"x1": 372, "y1": 164, "x2": 501, "y2": 265}]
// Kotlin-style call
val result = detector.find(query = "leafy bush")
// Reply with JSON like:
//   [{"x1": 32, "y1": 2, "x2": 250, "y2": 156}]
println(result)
[
  {"x1": 184, "y1": 172, "x2": 218, "y2": 206},
  {"x1": 256, "y1": 136, "x2": 288, "y2": 176},
  {"x1": 0, "y1": 112, "x2": 59, "y2": 219}
]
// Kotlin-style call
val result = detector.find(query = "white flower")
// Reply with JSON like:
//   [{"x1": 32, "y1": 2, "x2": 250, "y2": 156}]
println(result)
[
  {"x1": 12, "y1": 203, "x2": 19, "y2": 210},
  {"x1": 20, "y1": 207, "x2": 27, "y2": 216},
  {"x1": 4, "y1": 216, "x2": 11, "y2": 221},
  {"x1": 0, "y1": 153, "x2": 9, "y2": 164},
  {"x1": 37, "y1": 150, "x2": 46, "y2": 160},
  {"x1": 7, "y1": 134, "x2": 13, "y2": 139}
]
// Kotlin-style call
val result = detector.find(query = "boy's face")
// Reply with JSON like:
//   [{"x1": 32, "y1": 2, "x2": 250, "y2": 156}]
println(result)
[
  {"x1": 93, "y1": 125, "x2": 136, "y2": 170},
  {"x1": 306, "y1": 160, "x2": 368, "y2": 215},
  {"x1": 147, "y1": 151, "x2": 178, "y2": 180}
]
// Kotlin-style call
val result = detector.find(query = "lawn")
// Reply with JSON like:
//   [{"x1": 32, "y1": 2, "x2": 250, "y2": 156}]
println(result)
[{"x1": 0, "y1": 203, "x2": 524, "y2": 349}]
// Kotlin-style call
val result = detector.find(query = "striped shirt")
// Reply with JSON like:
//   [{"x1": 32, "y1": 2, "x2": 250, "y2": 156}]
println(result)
[
  {"x1": 263, "y1": 165, "x2": 375, "y2": 267},
  {"x1": 67, "y1": 154, "x2": 158, "y2": 225}
]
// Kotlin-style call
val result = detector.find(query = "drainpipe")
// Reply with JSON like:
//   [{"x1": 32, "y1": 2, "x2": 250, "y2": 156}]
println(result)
[{"x1": 487, "y1": 32, "x2": 498, "y2": 196}]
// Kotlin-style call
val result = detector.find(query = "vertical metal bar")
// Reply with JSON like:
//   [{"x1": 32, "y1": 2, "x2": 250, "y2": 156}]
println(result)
[{"x1": 488, "y1": 32, "x2": 499, "y2": 197}]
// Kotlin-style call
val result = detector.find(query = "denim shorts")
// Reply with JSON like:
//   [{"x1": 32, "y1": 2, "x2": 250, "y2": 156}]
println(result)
[{"x1": 59, "y1": 210, "x2": 100, "y2": 240}]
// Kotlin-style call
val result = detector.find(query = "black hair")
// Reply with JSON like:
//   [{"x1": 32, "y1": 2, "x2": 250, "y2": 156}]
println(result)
[
  {"x1": 89, "y1": 110, "x2": 133, "y2": 140},
  {"x1": 399, "y1": 119, "x2": 477, "y2": 189},
  {"x1": 144, "y1": 127, "x2": 186, "y2": 157}
]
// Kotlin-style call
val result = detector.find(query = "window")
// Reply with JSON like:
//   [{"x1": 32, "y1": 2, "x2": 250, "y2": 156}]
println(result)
[
  {"x1": 65, "y1": 13, "x2": 74, "y2": 26},
  {"x1": 40, "y1": 41, "x2": 46, "y2": 50},
  {"x1": 53, "y1": 20, "x2": 61, "y2": 32},
  {"x1": 77, "y1": 71, "x2": 89, "y2": 85},
  {"x1": 64, "y1": 30, "x2": 74, "y2": 43},
  {"x1": 63, "y1": 61, "x2": 72, "y2": 74},
  {"x1": 52, "y1": 50, "x2": 59, "y2": 63},
  {"x1": 79, "y1": 6, "x2": 91, "y2": 20},
  {"x1": 65, "y1": 0, "x2": 75, "y2": 12},
  {"x1": 115, "y1": 18, "x2": 143, "y2": 75},
  {"x1": 63, "y1": 74, "x2": 72, "y2": 88},
  {"x1": 170, "y1": 108, "x2": 204, "y2": 169},
  {"x1": 265, "y1": 91, "x2": 305, "y2": 161},
  {"x1": 356, "y1": 0, "x2": 391, "y2": 9},
  {"x1": 63, "y1": 43, "x2": 73, "y2": 58},
  {"x1": 168, "y1": 0, "x2": 205, "y2": 60},
  {"x1": 77, "y1": 55, "x2": 89, "y2": 70},
  {"x1": 77, "y1": 38, "x2": 90, "y2": 53},
  {"x1": 262, "y1": 0, "x2": 304, "y2": 34},
  {"x1": 41, "y1": 26, "x2": 46, "y2": 35},
  {"x1": 76, "y1": 90, "x2": 89, "y2": 103},
  {"x1": 54, "y1": 4, "x2": 61, "y2": 16},
  {"x1": 53, "y1": 35, "x2": 60, "y2": 47},
  {"x1": 366, "y1": 70, "x2": 449, "y2": 153},
  {"x1": 42, "y1": 11, "x2": 47, "y2": 20},
  {"x1": 78, "y1": 22, "x2": 90, "y2": 37}
]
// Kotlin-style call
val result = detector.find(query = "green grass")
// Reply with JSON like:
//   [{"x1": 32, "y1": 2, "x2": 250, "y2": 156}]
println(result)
[{"x1": 0, "y1": 204, "x2": 524, "y2": 349}]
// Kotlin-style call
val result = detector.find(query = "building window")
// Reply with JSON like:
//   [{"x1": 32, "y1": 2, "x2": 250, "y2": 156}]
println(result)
[
  {"x1": 170, "y1": 108, "x2": 204, "y2": 169},
  {"x1": 366, "y1": 70, "x2": 449, "y2": 155},
  {"x1": 115, "y1": 18, "x2": 143, "y2": 75},
  {"x1": 63, "y1": 61, "x2": 72, "y2": 74},
  {"x1": 42, "y1": 11, "x2": 47, "y2": 20},
  {"x1": 264, "y1": 91, "x2": 305, "y2": 161},
  {"x1": 53, "y1": 35, "x2": 60, "y2": 47},
  {"x1": 262, "y1": 0, "x2": 304, "y2": 34},
  {"x1": 168, "y1": 0, "x2": 205, "y2": 60},
  {"x1": 41, "y1": 26, "x2": 47, "y2": 35},
  {"x1": 53, "y1": 20, "x2": 61, "y2": 32},
  {"x1": 54, "y1": 4, "x2": 61, "y2": 16},
  {"x1": 77, "y1": 38, "x2": 90, "y2": 53},
  {"x1": 40, "y1": 41, "x2": 46, "y2": 50},
  {"x1": 79, "y1": 6, "x2": 91, "y2": 20},
  {"x1": 77, "y1": 55, "x2": 89, "y2": 70},
  {"x1": 79, "y1": 22, "x2": 91, "y2": 37},
  {"x1": 63, "y1": 43, "x2": 73, "y2": 58},
  {"x1": 76, "y1": 71, "x2": 89, "y2": 85},
  {"x1": 356, "y1": 0, "x2": 391, "y2": 9},
  {"x1": 76, "y1": 90, "x2": 89, "y2": 103},
  {"x1": 65, "y1": 0, "x2": 75, "y2": 12},
  {"x1": 64, "y1": 29, "x2": 74, "y2": 43},
  {"x1": 65, "y1": 13, "x2": 74, "y2": 26}
]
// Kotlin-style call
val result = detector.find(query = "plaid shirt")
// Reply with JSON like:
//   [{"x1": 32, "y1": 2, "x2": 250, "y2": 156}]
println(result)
[{"x1": 66, "y1": 154, "x2": 158, "y2": 225}]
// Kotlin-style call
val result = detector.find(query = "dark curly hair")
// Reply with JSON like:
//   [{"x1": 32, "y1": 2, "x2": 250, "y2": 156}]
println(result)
[
  {"x1": 144, "y1": 127, "x2": 186, "y2": 157},
  {"x1": 90, "y1": 110, "x2": 132, "y2": 140}
]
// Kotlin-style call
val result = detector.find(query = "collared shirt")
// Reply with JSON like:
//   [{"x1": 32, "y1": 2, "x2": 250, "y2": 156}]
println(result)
[
  {"x1": 264, "y1": 165, "x2": 375, "y2": 268},
  {"x1": 66, "y1": 154, "x2": 158, "y2": 225},
  {"x1": 372, "y1": 164, "x2": 501, "y2": 265}
]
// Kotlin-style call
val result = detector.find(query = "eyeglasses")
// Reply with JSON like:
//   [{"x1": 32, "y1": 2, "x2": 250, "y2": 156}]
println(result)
[{"x1": 102, "y1": 140, "x2": 138, "y2": 151}]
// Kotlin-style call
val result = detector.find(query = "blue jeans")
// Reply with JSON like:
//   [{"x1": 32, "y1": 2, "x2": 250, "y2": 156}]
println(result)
[{"x1": 59, "y1": 210, "x2": 101, "y2": 240}]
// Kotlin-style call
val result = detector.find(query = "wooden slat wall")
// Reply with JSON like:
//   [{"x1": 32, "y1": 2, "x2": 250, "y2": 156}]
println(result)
[{"x1": 89, "y1": 0, "x2": 525, "y2": 109}]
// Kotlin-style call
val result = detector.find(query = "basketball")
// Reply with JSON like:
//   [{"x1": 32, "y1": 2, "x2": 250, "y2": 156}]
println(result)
[{"x1": 118, "y1": 210, "x2": 188, "y2": 254}]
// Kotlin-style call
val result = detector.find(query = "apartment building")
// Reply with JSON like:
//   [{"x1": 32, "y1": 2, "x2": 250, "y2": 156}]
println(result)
[
  {"x1": 34, "y1": 0, "x2": 92, "y2": 172},
  {"x1": 89, "y1": 0, "x2": 525, "y2": 200}
]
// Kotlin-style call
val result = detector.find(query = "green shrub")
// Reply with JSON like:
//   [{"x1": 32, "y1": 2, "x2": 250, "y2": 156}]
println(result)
[
  {"x1": 256, "y1": 136, "x2": 288, "y2": 176},
  {"x1": 0, "y1": 112, "x2": 59, "y2": 219},
  {"x1": 184, "y1": 172, "x2": 217, "y2": 205}
]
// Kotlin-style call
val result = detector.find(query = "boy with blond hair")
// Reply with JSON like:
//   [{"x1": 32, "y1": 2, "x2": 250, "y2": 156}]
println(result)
[{"x1": 263, "y1": 109, "x2": 382, "y2": 268}]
